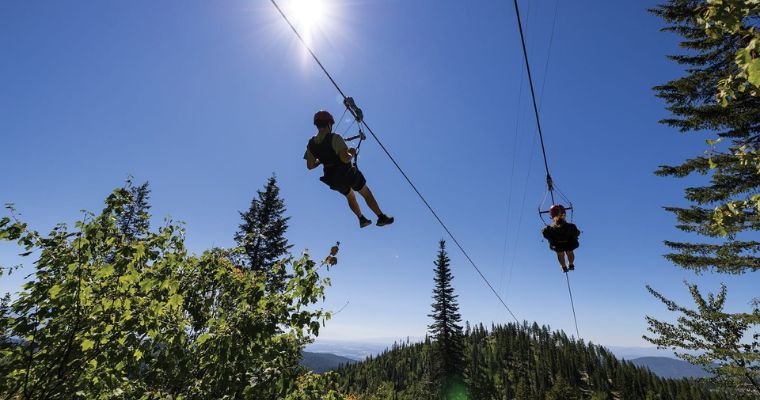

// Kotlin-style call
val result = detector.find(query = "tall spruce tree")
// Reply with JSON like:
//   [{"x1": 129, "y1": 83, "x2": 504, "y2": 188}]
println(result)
[
  {"x1": 116, "y1": 179, "x2": 151, "y2": 242},
  {"x1": 427, "y1": 240, "x2": 466, "y2": 399},
  {"x1": 646, "y1": 1, "x2": 760, "y2": 395},
  {"x1": 235, "y1": 175, "x2": 292, "y2": 286}
]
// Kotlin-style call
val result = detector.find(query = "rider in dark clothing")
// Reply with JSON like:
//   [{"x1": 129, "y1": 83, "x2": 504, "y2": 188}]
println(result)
[
  {"x1": 305, "y1": 110, "x2": 394, "y2": 228},
  {"x1": 542, "y1": 204, "x2": 580, "y2": 272}
]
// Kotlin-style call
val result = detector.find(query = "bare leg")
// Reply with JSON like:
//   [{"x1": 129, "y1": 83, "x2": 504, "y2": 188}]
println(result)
[
  {"x1": 556, "y1": 252, "x2": 567, "y2": 270},
  {"x1": 567, "y1": 251, "x2": 575, "y2": 265},
  {"x1": 345, "y1": 190, "x2": 363, "y2": 218},
  {"x1": 357, "y1": 185, "x2": 383, "y2": 217}
]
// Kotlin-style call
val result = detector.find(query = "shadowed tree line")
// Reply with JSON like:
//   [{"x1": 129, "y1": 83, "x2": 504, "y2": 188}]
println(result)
[{"x1": 336, "y1": 322, "x2": 735, "y2": 400}]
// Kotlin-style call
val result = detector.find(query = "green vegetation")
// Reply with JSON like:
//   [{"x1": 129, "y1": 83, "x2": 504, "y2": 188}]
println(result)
[
  {"x1": 335, "y1": 243, "x2": 730, "y2": 399},
  {"x1": 427, "y1": 240, "x2": 466, "y2": 399},
  {"x1": 234, "y1": 174, "x2": 292, "y2": 284},
  {"x1": 698, "y1": 0, "x2": 760, "y2": 103},
  {"x1": 336, "y1": 323, "x2": 730, "y2": 400},
  {"x1": 0, "y1": 183, "x2": 740, "y2": 398},
  {"x1": 0, "y1": 182, "x2": 340, "y2": 399},
  {"x1": 646, "y1": 1, "x2": 760, "y2": 396}
]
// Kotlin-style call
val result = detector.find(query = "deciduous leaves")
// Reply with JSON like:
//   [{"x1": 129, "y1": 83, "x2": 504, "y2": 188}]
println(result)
[{"x1": 0, "y1": 186, "x2": 340, "y2": 399}]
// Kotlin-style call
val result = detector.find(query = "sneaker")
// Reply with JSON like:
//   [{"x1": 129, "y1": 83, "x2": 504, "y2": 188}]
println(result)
[
  {"x1": 376, "y1": 214, "x2": 394, "y2": 227},
  {"x1": 561, "y1": 266, "x2": 569, "y2": 273},
  {"x1": 568, "y1": 264, "x2": 575, "y2": 271},
  {"x1": 359, "y1": 216, "x2": 372, "y2": 228}
]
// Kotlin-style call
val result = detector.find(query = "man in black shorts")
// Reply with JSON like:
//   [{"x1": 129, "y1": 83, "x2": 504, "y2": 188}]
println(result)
[{"x1": 305, "y1": 110, "x2": 394, "y2": 228}]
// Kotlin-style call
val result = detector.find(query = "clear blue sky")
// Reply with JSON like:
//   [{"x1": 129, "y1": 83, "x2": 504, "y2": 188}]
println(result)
[{"x1": 1, "y1": 0, "x2": 757, "y2": 349}]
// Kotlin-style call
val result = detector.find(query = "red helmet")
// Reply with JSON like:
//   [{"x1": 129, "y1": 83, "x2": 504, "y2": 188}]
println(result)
[
  {"x1": 549, "y1": 204, "x2": 566, "y2": 218},
  {"x1": 313, "y1": 110, "x2": 334, "y2": 126}
]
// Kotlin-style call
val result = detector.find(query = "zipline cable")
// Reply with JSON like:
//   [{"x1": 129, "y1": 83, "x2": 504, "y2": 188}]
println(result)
[
  {"x1": 270, "y1": 0, "x2": 520, "y2": 324},
  {"x1": 511, "y1": 0, "x2": 555, "y2": 203},
  {"x1": 564, "y1": 272, "x2": 580, "y2": 338},
  {"x1": 500, "y1": 0, "x2": 558, "y2": 298},
  {"x1": 511, "y1": 0, "x2": 581, "y2": 338}
]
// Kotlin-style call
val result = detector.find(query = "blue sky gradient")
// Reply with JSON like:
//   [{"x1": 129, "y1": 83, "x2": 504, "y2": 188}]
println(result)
[{"x1": 1, "y1": 0, "x2": 758, "y2": 349}]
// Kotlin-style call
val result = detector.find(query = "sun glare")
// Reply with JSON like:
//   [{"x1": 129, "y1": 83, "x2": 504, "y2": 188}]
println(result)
[{"x1": 289, "y1": 0, "x2": 327, "y2": 43}]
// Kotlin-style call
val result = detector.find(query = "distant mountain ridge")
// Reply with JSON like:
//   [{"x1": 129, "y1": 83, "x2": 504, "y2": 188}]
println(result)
[
  {"x1": 300, "y1": 351, "x2": 357, "y2": 373},
  {"x1": 630, "y1": 356, "x2": 712, "y2": 379},
  {"x1": 306, "y1": 339, "x2": 395, "y2": 361}
]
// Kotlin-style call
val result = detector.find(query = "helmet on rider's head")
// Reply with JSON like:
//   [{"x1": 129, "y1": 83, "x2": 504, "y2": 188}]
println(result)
[
  {"x1": 313, "y1": 110, "x2": 334, "y2": 127},
  {"x1": 549, "y1": 204, "x2": 566, "y2": 218}
]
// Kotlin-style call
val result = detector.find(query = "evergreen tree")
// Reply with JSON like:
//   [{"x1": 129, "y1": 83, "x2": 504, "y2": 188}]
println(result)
[
  {"x1": 647, "y1": 1, "x2": 760, "y2": 396},
  {"x1": 545, "y1": 375, "x2": 579, "y2": 400},
  {"x1": 591, "y1": 391, "x2": 613, "y2": 400},
  {"x1": 116, "y1": 179, "x2": 151, "y2": 241},
  {"x1": 234, "y1": 175, "x2": 292, "y2": 286},
  {"x1": 652, "y1": 0, "x2": 760, "y2": 274},
  {"x1": 513, "y1": 377, "x2": 531, "y2": 400},
  {"x1": 427, "y1": 240, "x2": 466, "y2": 399}
]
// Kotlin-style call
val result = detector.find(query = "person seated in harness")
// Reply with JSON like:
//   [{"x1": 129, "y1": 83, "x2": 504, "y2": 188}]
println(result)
[
  {"x1": 304, "y1": 110, "x2": 394, "y2": 228},
  {"x1": 542, "y1": 204, "x2": 580, "y2": 273}
]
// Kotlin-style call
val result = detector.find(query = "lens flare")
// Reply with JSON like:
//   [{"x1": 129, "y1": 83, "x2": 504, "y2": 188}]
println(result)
[{"x1": 289, "y1": 0, "x2": 326, "y2": 44}]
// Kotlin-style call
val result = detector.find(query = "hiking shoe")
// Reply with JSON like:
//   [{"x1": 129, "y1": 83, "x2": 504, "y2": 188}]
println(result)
[
  {"x1": 376, "y1": 214, "x2": 394, "y2": 227},
  {"x1": 359, "y1": 216, "x2": 372, "y2": 228},
  {"x1": 561, "y1": 266, "x2": 569, "y2": 273},
  {"x1": 568, "y1": 264, "x2": 575, "y2": 271}
]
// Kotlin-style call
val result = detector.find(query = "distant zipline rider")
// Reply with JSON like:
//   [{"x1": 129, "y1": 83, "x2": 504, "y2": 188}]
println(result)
[
  {"x1": 541, "y1": 204, "x2": 580, "y2": 273},
  {"x1": 304, "y1": 110, "x2": 394, "y2": 228}
]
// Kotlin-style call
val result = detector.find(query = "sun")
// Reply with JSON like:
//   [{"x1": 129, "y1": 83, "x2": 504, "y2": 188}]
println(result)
[{"x1": 289, "y1": 0, "x2": 327, "y2": 43}]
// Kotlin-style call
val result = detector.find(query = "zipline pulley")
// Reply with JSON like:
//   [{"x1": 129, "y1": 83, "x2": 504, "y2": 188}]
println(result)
[
  {"x1": 342, "y1": 97, "x2": 365, "y2": 167},
  {"x1": 538, "y1": 174, "x2": 574, "y2": 225},
  {"x1": 343, "y1": 96, "x2": 363, "y2": 123}
]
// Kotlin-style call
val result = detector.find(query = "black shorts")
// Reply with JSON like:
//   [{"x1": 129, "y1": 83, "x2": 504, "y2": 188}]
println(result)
[
  {"x1": 549, "y1": 239, "x2": 579, "y2": 252},
  {"x1": 320, "y1": 165, "x2": 367, "y2": 195}
]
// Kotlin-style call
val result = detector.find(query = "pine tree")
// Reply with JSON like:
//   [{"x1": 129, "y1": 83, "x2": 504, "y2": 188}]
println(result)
[
  {"x1": 234, "y1": 175, "x2": 292, "y2": 288},
  {"x1": 116, "y1": 179, "x2": 151, "y2": 241},
  {"x1": 652, "y1": 0, "x2": 760, "y2": 273},
  {"x1": 646, "y1": 1, "x2": 760, "y2": 396},
  {"x1": 545, "y1": 375, "x2": 579, "y2": 400},
  {"x1": 427, "y1": 240, "x2": 466, "y2": 399},
  {"x1": 105, "y1": 179, "x2": 151, "y2": 265},
  {"x1": 513, "y1": 377, "x2": 531, "y2": 400}
]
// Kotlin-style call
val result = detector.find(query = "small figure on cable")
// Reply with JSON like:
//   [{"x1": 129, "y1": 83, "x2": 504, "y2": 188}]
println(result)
[
  {"x1": 541, "y1": 204, "x2": 580, "y2": 273},
  {"x1": 305, "y1": 110, "x2": 394, "y2": 228}
]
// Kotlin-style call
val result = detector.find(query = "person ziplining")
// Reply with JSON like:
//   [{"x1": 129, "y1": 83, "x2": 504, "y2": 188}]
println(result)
[
  {"x1": 304, "y1": 110, "x2": 394, "y2": 228},
  {"x1": 503, "y1": 0, "x2": 583, "y2": 278},
  {"x1": 541, "y1": 204, "x2": 580, "y2": 273},
  {"x1": 269, "y1": 0, "x2": 521, "y2": 322}
]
